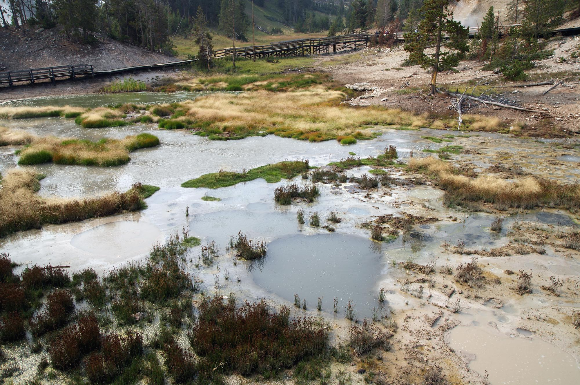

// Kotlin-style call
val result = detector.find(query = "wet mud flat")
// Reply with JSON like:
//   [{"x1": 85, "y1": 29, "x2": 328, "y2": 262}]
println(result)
[{"x1": 1, "y1": 95, "x2": 580, "y2": 384}]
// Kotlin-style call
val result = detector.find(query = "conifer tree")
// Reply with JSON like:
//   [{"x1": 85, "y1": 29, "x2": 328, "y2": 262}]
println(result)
[{"x1": 404, "y1": 0, "x2": 468, "y2": 94}]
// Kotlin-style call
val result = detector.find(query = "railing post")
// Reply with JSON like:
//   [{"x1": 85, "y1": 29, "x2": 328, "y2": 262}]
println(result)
[
  {"x1": 8, "y1": 72, "x2": 13, "y2": 87},
  {"x1": 29, "y1": 70, "x2": 34, "y2": 84},
  {"x1": 50, "y1": 68, "x2": 55, "y2": 83},
  {"x1": 70, "y1": 66, "x2": 75, "y2": 79}
]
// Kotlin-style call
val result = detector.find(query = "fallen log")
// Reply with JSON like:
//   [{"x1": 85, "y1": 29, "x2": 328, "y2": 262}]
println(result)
[
  {"x1": 444, "y1": 91, "x2": 542, "y2": 113},
  {"x1": 542, "y1": 81, "x2": 562, "y2": 96}
]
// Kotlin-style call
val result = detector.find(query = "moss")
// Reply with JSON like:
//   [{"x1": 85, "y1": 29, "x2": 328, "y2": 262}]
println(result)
[
  {"x1": 158, "y1": 119, "x2": 186, "y2": 130},
  {"x1": 339, "y1": 136, "x2": 357, "y2": 145},
  {"x1": 79, "y1": 119, "x2": 129, "y2": 129},
  {"x1": 182, "y1": 160, "x2": 310, "y2": 189},
  {"x1": 125, "y1": 133, "x2": 160, "y2": 151}
]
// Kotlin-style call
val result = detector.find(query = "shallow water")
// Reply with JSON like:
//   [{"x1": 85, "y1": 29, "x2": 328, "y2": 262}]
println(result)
[
  {"x1": 0, "y1": 91, "x2": 209, "y2": 108},
  {"x1": 448, "y1": 325, "x2": 580, "y2": 384},
  {"x1": 252, "y1": 233, "x2": 386, "y2": 319}
]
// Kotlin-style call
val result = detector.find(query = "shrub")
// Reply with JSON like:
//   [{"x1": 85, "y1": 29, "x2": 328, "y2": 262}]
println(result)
[
  {"x1": 77, "y1": 314, "x2": 101, "y2": 354},
  {"x1": 327, "y1": 212, "x2": 342, "y2": 223},
  {"x1": 297, "y1": 210, "x2": 305, "y2": 225},
  {"x1": 0, "y1": 253, "x2": 15, "y2": 283},
  {"x1": 310, "y1": 212, "x2": 320, "y2": 227},
  {"x1": 163, "y1": 340, "x2": 196, "y2": 384},
  {"x1": 31, "y1": 289, "x2": 75, "y2": 336},
  {"x1": 191, "y1": 296, "x2": 328, "y2": 376},
  {"x1": 349, "y1": 320, "x2": 391, "y2": 356},
  {"x1": 0, "y1": 283, "x2": 26, "y2": 312},
  {"x1": 274, "y1": 184, "x2": 319, "y2": 205},
  {"x1": 371, "y1": 225, "x2": 383, "y2": 241},
  {"x1": 515, "y1": 270, "x2": 533, "y2": 295},
  {"x1": 49, "y1": 325, "x2": 82, "y2": 371},
  {"x1": 0, "y1": 312, "x2": 26, "y2": 342},
  {"x1": 455, "y1": 258, "x2": 485, "y2": 288},
  {"x1": 229, "y1": 232, "x2": 267, "y2": 261},
  {"x1": 311, "y1": 169, "x2": 341, "y2": 184},
  {"x1": 353, "y1": 175, "x2": 379, "y2": 189},
  {"x1": 383, "y1": 145, "x2": 398, "y2": 160}
]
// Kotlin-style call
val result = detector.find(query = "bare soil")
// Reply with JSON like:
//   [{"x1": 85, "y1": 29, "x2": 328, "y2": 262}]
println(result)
[{"x1": 316, "y1": 38, "x2": 580, "y2": 135}]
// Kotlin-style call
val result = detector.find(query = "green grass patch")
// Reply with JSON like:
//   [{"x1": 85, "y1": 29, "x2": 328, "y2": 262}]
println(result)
[
  {"x1": 182, "y1": 236, "x2": 201, "y2": 248},
  {"x1": 182, "y1": 160, "x2": 310, "y2": 189},
  {"x1": 158, "y1": 119, "x2": 186, "y2": 130},
  {"x1": 125, "y1": 133, "x2": 160, "y2": 151},
  {"x1": 12, "y1": 110, "x2": 62, "y2": 119},
  {"x1": 63, "y1": 112, "x2": 82, "y2": 119},
  {"x1": 339, "y1": 136, "x2": 357, "y2": 145},
  {"x1": 201, "y1": 196, "x2": 221, "y2": 202},
  {"x1": 18, "y1": 150, "x2": 53, "y2": 165},
  {"x1": 138, "y1": 185, "x2": 160, "y2": 199},
  {"x1": 422, "y1": 136, "x2": 453, "y2": 143},
  {"x1": 369, "y1": 169, "x2": 388, "y2": 175},
  {"x1": 75, "y1": 118, "x2": 129, "y2": 129},
  {"x1": 423, "y1": 145, "x2": 463, "y2": 155},
  {"x1": 101, "y1": 78, "x2": 147, "y2": 93}
]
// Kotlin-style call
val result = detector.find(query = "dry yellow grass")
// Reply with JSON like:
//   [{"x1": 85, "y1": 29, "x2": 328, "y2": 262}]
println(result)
[
  {"x1": 17, "y1": 134, "x2": 159, "y2": 167},
  {"x1": 0, "y1": 169, "x2": 146, "y2": 237},
  {"x1": 410, "y1": 156, "x2": 580, "y2": 209},
  {"x1": 0, "y1": 105, "x2": 85, "y2": 119},
  {"x1": 0, "y1": 126, "x2": 35, "y2": 146},
  {"x1": 178, "y1": 88, "x2": 434, "y2": 140}
]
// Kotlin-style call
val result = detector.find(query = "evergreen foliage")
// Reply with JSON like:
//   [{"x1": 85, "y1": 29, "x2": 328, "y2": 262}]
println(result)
[{"x1": 404, "y1": 0, "x2": 469, "y2": 94}]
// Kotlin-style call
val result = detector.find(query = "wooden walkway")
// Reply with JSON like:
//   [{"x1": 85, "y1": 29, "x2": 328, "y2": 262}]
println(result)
[{"x1": 0, "y1": 34, "x2": 370, "y2": 89}]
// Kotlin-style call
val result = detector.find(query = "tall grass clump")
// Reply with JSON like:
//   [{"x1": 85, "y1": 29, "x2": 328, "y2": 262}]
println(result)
[
  {"x1": 17, "y1": 134, "x2": 159, "y2": 167},
  {"x1": 0, "y1": 106, "x2": 85, "y2": 120},
  {"x1": 409, "y1": 157, "x2": 580, "y2": 211},
  {"x1": 229, "y1": 232, "x2": 267, "y2": 261},
  {"x1": 0, "y1": 170, "x2": 154, "y2": 237},
  {"x1": 0, "y1": 127, "x2": 34, "y2": 146},
  {"x1": 274, "y1": 183, "x2": 319, "y2": 205},
  {"x1": 101, "y1": 78, "x2": 147, "y2": 93},
  {"x1": 182, "y1": 160, "x2": 310, "y2": 188},
  {"x1": 190, "y1": 296, "x2": 328, "y2": 376},
  {"x1": 74, "y1": 108, "x2": 128, "y2": 128}
]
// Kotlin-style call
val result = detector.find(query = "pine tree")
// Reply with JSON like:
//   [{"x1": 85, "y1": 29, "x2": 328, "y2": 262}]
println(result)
[
  {"x1": 479, "y1": 6, "x2": 499, "y2": 60},
  {"x1": 376, "y1": 0, "x2": 395, "y2": 29},
  {"x1": 404, "y1": 0, "x2": 468, "y2": 95},
  {"x1": 218, "y1": 0, "x2": 249, "y2": 40},
  {"x1": 507, "y1": 0, "x2": 522, "y2": 24},
  {"x1": 192, "y1": 6, "x2": 214, "y2": 69},
  {"x1": 521, "y1": 0, "x2": 565, "y2": 40}
]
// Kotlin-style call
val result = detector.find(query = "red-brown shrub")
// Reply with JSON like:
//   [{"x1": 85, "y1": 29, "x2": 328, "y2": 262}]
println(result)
[
  {"x1": 31, "y1": 289, "x2": 75, "y2": 336},
  {"x1": 77, "y1": 314, "x2": 101, "y2": 354},
  {"x1": 0, "y1": 283, "x2": 26, "y2": 312},
  {"x1": 0, "y1": 253, "x2": 15, "y2": 283},
  {"x1": 21, "y1": 266, "x2": 46, "y2": 290},
  {"x1": 163, "y1": 340, "x2": 196, "y2": 384},
  {"x1": 0, "y1": 312, "x2": 26, "y2": 342},
  {"x1": 191, "y1": 296, "x2": 328, "y2": 376},
  {"x1": 49, "y1": 325, "x2": 81, "y2": 370}
]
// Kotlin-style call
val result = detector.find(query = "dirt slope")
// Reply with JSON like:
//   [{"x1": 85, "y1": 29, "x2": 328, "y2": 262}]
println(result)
[{"x1": 0, "y1": 26, "x2": 175, "y2": 72}]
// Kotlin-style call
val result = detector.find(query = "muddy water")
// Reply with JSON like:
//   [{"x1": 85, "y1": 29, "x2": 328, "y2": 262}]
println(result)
[
  {"x1": 252, "y1": 233, "x2": 386, "y2": 319},
  {"x1": 448, "y1": 325, "x2": 580, "y2": 384}
]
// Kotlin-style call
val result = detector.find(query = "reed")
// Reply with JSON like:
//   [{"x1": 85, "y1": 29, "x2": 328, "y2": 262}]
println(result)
[{"x1": 0, "y1": 105, "x2": 85, "y2": 120}]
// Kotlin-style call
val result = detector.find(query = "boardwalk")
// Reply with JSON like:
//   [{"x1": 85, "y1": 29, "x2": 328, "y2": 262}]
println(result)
[{"x1": 0, "y1": 34, "x2": 370, "y2": 88}]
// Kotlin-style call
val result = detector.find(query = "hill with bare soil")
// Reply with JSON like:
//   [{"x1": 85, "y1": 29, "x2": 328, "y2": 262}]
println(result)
[{"x1": 0, "y1": 26, "x2": 175, "y2": 72}]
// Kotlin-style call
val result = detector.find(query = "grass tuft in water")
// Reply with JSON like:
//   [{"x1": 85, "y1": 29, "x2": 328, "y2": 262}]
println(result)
[
  {"x1": 228, "y1": 232, "x2": 267, "y2": 261},
  {"x1": 182, "y1": 160, "x2": 310, "y2": 189}
]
